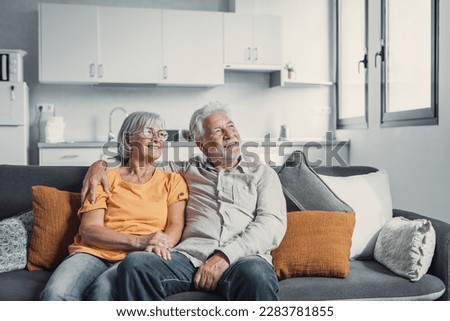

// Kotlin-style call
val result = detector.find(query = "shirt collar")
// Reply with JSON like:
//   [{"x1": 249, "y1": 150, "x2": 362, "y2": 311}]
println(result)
[{"x1": 201, "y1": 154, "x2": 253, "y2": 173}]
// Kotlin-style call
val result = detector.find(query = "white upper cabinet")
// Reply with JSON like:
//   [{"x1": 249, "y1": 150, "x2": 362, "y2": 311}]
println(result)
[
  {"x1": 39, "y1": 3, "x2": 99, "y2": 84},
  {"x1": 224, "y1": 13, "x2": 282, "y2": 71},
  {"x1": 161, "y1": 10, "x2": 224, "y2": 86},
  {"x1": 39, "y1": 4, "x2": 163, "y2": 84},
  {"x1": 97, "y1": 7, "x2": 162, "y2": 84},
  {"x1": 40, "y1": 4, "x2": 280, "y2": 86}
]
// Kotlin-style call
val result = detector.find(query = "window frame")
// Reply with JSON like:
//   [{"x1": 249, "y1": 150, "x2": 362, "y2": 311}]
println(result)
[
  {"x1": 380, "y1": 0, "x2": 439, "y2": 128},
  {"x1": 336, "y1": 0, "x2": 369, "y2": 130}
]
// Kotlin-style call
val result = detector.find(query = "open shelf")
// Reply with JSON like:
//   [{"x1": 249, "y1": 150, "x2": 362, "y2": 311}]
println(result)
[{"x1": 269, "y1": 71, "x2": 334, "y2": 88}]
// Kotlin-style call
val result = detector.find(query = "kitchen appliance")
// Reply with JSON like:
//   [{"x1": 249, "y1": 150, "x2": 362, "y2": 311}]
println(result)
[
  {"x1": 0, "y1": 49, "x2": 26, "y2": 82},
  {"x1": 165, "y1": 129, "x2": 190, "y2": 142},
  {"x1": 279, "y1": 124, "x2": 290, "y2": 141},
  {"x1": 0, "y1": 49, "x2": 28, "y2": 165}
]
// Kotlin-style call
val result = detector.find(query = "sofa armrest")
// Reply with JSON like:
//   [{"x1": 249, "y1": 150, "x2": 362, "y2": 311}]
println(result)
[{"x1": 393, "y1": 209, "x2": 450, "y2": 301}]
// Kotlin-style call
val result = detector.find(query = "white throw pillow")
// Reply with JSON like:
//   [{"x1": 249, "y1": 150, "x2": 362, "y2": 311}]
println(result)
[
  {"x1": 374, "y1": 216, "x2": 436, "y2": 281},
  {"x1": 318, "y1": 170, "x2": 393, "y2": 259},
  {"x1": 0, "y1": 210, "x2": 34, "y2": 273}
]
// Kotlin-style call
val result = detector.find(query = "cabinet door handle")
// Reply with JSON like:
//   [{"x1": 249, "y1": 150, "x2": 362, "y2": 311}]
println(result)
[
  {"x1": 163, "y1": 65, "x2": 168, "y2": 79},
  {"x1": 89, "y1": 63, "x2": 96, "y2": 78},
  {"x1": 254, "y1": 47, "x2": 258, "y2": 61},
  {"x1": 247, "y1": 47, "x2": 252, "y2": 61},
  {"x1": 61, "y1": 155, "x2": 79, "y2": 159},
  {"x1": 98, "y1": 64, "x2": 103, "y2": 78}
]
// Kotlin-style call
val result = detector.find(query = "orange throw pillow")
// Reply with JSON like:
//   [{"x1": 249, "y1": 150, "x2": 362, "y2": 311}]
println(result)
[
  {"x1": 27, "y1": 186, "x2": 81, "y2": 271},
  {"x1": 272, "y1": 210, "x2": 355, "y2": 280}
]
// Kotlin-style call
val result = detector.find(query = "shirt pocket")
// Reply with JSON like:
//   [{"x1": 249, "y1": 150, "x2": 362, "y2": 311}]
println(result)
[{"x1": 232, "y1": 183, "x2": 257, "y2": 214}]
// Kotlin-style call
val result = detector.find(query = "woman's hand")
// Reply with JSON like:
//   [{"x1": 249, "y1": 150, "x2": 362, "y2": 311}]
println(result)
[
  {"x1": 146, "y1": 231, "x2": 173, "y2": 249},
  {"x1": 81, "y1": 160, "x2": 109, "y2": 204},
  {"x1": 145, "y1": 245, "x2": 172, "y2": 260}
]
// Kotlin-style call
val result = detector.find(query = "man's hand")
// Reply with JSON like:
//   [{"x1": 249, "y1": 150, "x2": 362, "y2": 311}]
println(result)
[
  {"x1": 194, "y1": 252, "x2": 230, "y2": 292},
  {"x1": 81, "y1": 160, "x2": 109, "y2": 204}
]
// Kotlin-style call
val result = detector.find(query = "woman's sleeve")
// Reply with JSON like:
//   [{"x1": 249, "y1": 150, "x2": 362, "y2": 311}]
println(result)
[
  {"x1": 166, "y1": 173, "x2": 188, "y2": 207},
  {"x1": 77, "y1": 184, "x2": 108, "y2": 217}
]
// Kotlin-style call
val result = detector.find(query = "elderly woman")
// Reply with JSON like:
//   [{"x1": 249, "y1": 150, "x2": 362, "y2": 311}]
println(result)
[{"x1": 40, "y1": 111, "x2": 188, "y2": 301}]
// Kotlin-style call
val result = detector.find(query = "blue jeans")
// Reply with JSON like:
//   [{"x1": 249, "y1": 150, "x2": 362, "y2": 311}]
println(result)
[
  {"x1": 40, "y1": 253, "x2": 119, "y2": 301},
  {"x1": 118, "y1": 252, "x2": 279, "y2": 300}
]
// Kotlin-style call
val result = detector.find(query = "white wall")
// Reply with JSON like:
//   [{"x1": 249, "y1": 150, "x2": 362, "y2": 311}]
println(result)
[
  {"x1": 0, "y1": 0, "x2": 334, "y2": 165},
  {"x1": 337, "y1": 0, "x2": 450, "y2": 223}
]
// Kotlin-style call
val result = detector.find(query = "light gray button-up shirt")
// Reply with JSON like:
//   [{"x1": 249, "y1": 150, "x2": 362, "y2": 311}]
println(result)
[{"x1": 164, "y1": 156, "x2": 287, "y2": 267}]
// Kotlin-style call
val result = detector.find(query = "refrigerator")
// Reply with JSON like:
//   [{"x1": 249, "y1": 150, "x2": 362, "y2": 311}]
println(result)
[{"x1": 0, "y1": 82, "x2": 29, "y2": 164}]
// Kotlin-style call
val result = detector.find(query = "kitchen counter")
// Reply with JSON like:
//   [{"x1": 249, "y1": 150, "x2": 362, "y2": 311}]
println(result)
[
  {"x1": 38, "y1": 137, "x2": 350, "y2": 166},
  {"x1": 38, "y1": 141, "x2": 108, "y2": 148}
]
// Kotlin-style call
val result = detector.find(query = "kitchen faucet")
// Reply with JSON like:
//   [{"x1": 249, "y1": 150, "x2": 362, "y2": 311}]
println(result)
[{"x1": 108, "y1": 107, "x2": 128, "y2": 142}]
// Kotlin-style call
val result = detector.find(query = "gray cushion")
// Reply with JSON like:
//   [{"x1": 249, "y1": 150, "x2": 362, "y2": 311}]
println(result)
[
  {"x1": 0, "y1": 269, "x2": 52, "y2": 300},
  {"x1": 277, "y1": 151, "x2": 353, "y2": 212},
  {"x1": 278, "y1": 260, "x2": 445, "y2": 300}
]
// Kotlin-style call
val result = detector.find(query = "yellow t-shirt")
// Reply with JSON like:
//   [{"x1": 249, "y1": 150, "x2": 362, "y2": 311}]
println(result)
[{"x1": 69, "y1": 168, "x2": 188, "y2": 262}]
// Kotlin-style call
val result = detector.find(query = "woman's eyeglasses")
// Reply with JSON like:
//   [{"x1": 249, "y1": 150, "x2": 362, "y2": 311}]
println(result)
[{"x1": 142, "y1": 127, "x2": 169, "y2": 142}]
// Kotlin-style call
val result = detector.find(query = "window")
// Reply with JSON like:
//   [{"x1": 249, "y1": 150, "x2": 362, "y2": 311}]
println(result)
[
  {"x1": 336, "y1": 0, "x2": 439, "y2": 129},
  {"x1": 336, "y1": 0, "x2": 368, "y2": 129},
  {"x1": 380, "y1": 0, "x2": 439, "y2": 127}
]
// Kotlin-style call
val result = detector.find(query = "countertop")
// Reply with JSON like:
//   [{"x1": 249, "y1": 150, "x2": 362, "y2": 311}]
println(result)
[
  {"x1": 38, "y1": 141, "x2": 109, "y2": 148},
  {"x1": 38, "y1": 137, "x2": 350, "y2": 148}
]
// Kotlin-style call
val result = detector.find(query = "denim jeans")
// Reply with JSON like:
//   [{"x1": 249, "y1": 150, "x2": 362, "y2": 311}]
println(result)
[
  {"x1": 118, "y1": 252, "x2": 279, "y2": 300},
  {"x1": 40, "y1": 253, "x2": 119, "y2": 301}
]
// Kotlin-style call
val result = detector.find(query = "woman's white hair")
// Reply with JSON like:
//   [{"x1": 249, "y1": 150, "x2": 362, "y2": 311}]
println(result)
[
  {"x1": 189, "y1": 102, "x2": 230, "y2": 142},
  {"x1": 117, "y1": 111, "x2": 165, "y2": 164}
]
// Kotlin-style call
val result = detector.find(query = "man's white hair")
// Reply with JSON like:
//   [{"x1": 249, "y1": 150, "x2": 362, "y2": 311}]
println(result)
[{"x1": 189, "y1": 102, "x2": 230, "y2": 141}]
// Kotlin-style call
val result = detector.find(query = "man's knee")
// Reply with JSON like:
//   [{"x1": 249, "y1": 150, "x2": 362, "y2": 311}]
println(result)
[
  {"x1": 235, "y1": 257, "x2": 276, "y2": 281},
  {"x1": 220, "y1": 256, "x2": 279, "y2": 300}
]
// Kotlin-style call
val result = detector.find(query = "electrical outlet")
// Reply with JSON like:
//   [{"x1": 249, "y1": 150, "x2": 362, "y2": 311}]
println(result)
[{"x1": 36, "y1": 103, "x2": 54, "y2": 113}]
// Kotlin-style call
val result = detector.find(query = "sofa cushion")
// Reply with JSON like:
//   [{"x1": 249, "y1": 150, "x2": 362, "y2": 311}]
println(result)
[
  {"x1": 278, "y1": 260, "x2": 445, "y2": 301},
  {"x1": 0, "y1": 211, "x2": 33, "y2": 273},
  {"x1": 374, "y1": 216, "x2": 436, "y2": 281},
  {"x1": 165, "y1": 260, "x2": 445, "y2": 301},
  {"x1": 272, "y1": 211, "x2": 355, "y2": 280},
  {"x1": 0, "y1": 269, "x2": 52, "y2": 301},
  {"x1": 27, "y1": 186, "x2": 81, "y2": 271},
  {"x1": 318, "y1": 169, "x2": 393, "y2": 259},
  {"x1": 277, "y1": 151, "x2": 353, "y2": 212}
]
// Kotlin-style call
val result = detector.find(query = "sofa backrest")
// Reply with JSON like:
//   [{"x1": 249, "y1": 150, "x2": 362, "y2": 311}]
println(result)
[
  {"x1": 0, "y1": 164, "x2": 379, "y2": 221},
  {"x1": 0, "y1": 165, "x2": 88, "y2": 220}
]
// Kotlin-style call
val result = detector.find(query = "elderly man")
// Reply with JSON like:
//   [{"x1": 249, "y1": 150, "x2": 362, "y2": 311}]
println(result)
[{"x1": 83, "y1": 102, "x2": 286, "y2": 300}]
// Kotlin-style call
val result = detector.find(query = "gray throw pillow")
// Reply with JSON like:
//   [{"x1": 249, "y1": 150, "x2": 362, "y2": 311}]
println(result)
[
  {"x1": 0, "y1": 210, "x2": 34, "y2": 273},
  {"x1": 374, "y1": 216, "x2": 436, "y2": 281},
  {"x1": 277, "y1": 150, "x2": 353, "y2": 212}
]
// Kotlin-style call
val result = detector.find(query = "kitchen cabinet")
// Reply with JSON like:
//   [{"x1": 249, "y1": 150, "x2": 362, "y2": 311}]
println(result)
[
  {"x1": 224, "y1": 13, "x2": 282, "y2": 71},
  {"x1": 39, "y1": 4, "x2": 163, "y2": 84},
  {"x1": 39, "y1": 3, "x2": 98, "y2": 84},
  {"x1": 161, "y1": 10, "x2": 224, "y2": 86},
  {"x1": 39, "y1": 4, "x2": 224, "y2": 86},
  {"x1": 98, "y1": 7, "x2": 162, "y2": 84},
  {"x1": 39, "y1": 146, "x2": 104, "y2": 166}
]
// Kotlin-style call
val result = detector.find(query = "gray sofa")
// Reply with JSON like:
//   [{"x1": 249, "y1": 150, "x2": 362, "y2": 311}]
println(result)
[{"x1": 0, "y1": 164, "x2": 448, "y2": 301}]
